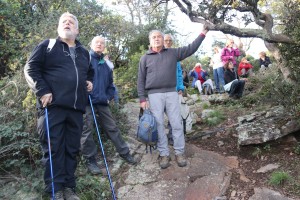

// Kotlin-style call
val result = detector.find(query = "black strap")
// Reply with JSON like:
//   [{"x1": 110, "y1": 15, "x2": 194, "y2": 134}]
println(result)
[{"x1": 139, "y1": 108, "x2": 143, "y2": 120}]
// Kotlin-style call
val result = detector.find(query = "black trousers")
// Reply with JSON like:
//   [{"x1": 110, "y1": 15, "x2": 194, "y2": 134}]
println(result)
[
  {"x1": 229, "y1": 80, "x2": 245, "y2": 97},
  {"x1": 37, "y1": 106, "x2": 83, "y2": 193}
]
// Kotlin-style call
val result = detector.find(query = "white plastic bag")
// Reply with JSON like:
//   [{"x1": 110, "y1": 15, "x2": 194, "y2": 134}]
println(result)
[{"x1": 179, "y1": 95, "x2": 192, "y2": 133}]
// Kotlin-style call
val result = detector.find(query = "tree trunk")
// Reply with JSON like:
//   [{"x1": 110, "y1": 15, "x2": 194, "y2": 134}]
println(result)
[{"x1": 265, "y1": 42, "x2": 295, "y2": 84}]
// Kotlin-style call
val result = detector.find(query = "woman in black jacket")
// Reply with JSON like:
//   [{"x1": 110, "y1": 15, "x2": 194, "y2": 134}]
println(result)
[{"x1": 224, "y1": 61, "x2": 246, "y2": 99}]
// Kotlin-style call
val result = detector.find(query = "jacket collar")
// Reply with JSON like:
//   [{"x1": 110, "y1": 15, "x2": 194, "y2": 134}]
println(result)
[
  {"x1": 90, "y1": 50, "x2": 105, "y2": 64},
  {"x1": 146, "y1": 46, "x2": 168, "y2": 55},
  {"x1": 57, "y1": 36, "x2": 82, "y2": 48}
]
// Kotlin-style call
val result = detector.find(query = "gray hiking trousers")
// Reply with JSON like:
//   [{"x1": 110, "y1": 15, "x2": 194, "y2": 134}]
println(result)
[{"x1": 148, "y1": 92, "x2": 185, "y2": 156}]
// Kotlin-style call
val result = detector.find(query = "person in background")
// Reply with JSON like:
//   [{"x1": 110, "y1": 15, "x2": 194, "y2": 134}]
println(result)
[
  {"x1": 163, "y1": 33, "x2": 184, "y2": 146},
  {"x1": 81, "y1": 36, "x2": 136, "y2": 176},
  {"x1": 224, "y1": 61, "x2": 246, "y2": 99},
  {"x1": 182, "y1": 69, "x2": 189, "y2": 88},
  {"x1": 221, "y1": 39, "x2": 240, "y2": 71},
  {"x1": 189, "y1": 63, "x2": 214, "y2": 95},
  {"x1": 137, "y1": 25, "x2": 209, "y2": 169},
  {"x1": 24, "y1": 12, "x2": 94, "y2": 200},
  {"x1": 238, "y1": 57, "x2": 253, "y2": 78},
  {"x1": 259, "y1": 51, "x2": 272, "y2": 70},
  {"x1": 210, "y1": 46, "x2": 225, "y2": 93}
]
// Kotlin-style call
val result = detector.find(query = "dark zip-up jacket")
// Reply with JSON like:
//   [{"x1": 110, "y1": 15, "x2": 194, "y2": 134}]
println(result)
[
  {"x1": 24, "y1": 38, "x2": 94, "y2": 113},
  {"x1": 89, "y1": 50, "x2": 115, "y2": 106},
  {"x1": 224, "y1": 69, "x2": 238, "y2": 84}
]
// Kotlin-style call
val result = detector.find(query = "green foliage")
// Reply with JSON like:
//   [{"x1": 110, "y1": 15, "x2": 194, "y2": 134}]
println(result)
[
  {"x1": 293, "y1": 143, "x2": 300, "y2": 155},
  {"x1": 186, "y1": 86, "x2": 199, "y2": 95},
  {"x1": 263, "y1": 144, "x2": 271, "y2": 151},
  {"x1": 269, "y1": 171, "x2": 292, "y2": 186},
  {"x1": 202, "y1": 103, "x2": 210, "y2": 109},
  {"x1": 76, "y1": 167, "x2": 111, "y2": 200},
  {"x1": 181, "y1": 55, "x2": 201, "y2": 71},
  {"x1": 199, "y1": 56, "x2": 211, "y2": 71},
  {"x1": 251, "y1": 147, "x2": 262, "y2": 157},
  {"x1": 276, "y1": 0, "x2": 300, "y2": 117},
  {"x1": 0, "y1": 71, "x2": 38, "y2": 169},
  {"x1": 115, "y1": 46, "x2": 146, "y2": 100},
  {"x1": 203, "y1": 110, "x2": 225, "y2": 127}
]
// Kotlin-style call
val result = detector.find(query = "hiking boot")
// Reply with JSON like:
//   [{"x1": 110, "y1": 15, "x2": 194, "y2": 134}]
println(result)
[
  {"x1": 50, "y1": 190, "x2": 64, "y2": 200},
  {"x1": 86, "y1": 157, "x2": 102, "y2": 175},
  {"x1": 64, "y1": 187, "x2": 80, "y2": 200},
  {"x1": 176, "y1": 154, "x2": 187, "y2": 167},
  {"x1": 158, "y1": 156, "x2": 171, "y2": 169},
  {"x1": 120, "y1": 152, "x2": 137, "y2": 165},
  {"x1": 203, "y1": 86, "x2": 207, "y2": 95}
]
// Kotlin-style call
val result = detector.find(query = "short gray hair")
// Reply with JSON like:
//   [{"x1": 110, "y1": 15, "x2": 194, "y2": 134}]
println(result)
[
  {"x1": 164, "y1": 33, "x2": 174, "y2": 41},
  {"x1": 148, "y1": 30, "x2": 164, "y2": 41},
  {"x1": 90, "y1": 36, "x2": 106, "y2": 48},
  {"x1": 59, "y1": 12, "x2": 79, "y2": 29}
]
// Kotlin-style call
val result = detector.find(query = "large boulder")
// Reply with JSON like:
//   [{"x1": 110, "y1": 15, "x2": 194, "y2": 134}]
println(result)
[{"x1": 237, "y1": 106, "x2": 300, "y2": 145}]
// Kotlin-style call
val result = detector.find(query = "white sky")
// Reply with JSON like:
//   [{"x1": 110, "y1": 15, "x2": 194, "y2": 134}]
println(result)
[{"x1": 97, "y1": 0, "x2": 267, "y2": 58}]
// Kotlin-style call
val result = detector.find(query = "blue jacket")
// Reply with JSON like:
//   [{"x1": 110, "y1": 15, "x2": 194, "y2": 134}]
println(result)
[
  {"x1": 189, "y1": 70, "x2": 208, "y2": 87},
  {"x1": 89, "y1": 50, "x2": 115, "y2": 105},
  {"x1": 24, "y1": 38, "x2": 94, "y2": 113},
  {"x1": 176, "y1": 62, "x2": 184, "y2": 92}
]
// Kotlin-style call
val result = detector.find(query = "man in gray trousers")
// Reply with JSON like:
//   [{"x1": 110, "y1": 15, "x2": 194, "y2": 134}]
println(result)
[{"x1": 137, "y1": 25, "x2": 209, "y2": 169}]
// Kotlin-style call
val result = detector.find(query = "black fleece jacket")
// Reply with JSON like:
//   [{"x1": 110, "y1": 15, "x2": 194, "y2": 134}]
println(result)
[{"x1": 24, "y1": 38, "x2": 94, "y2": 112}]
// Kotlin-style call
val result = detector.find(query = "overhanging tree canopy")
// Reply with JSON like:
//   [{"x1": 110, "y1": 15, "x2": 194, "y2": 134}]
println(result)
[{"x1": 171, "y1": 0, "x2": 296, "y2": 43}]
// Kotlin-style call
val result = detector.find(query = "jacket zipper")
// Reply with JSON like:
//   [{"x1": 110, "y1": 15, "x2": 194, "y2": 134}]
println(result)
[
  {"x1": 69, "y1": 45, "x2": 79, "y2": 110},
  {"x1": 72, "y1": 57, "x2": 79, "y2": 110}
]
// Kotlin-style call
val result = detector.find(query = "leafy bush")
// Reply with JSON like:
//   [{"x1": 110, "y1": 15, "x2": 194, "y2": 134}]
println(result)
[
  {"x1": 0, "y1": 71, "x2": 38, "y2": 169},
  {"x1": 269, "y1": 171, "x2": 292, "y2": 186},
  {"x1": 203, "y1": 110, "x2": 225, "y2": 127},
  {"x1": 115, "y1": 47, "x2": 146, "y2": 100}
]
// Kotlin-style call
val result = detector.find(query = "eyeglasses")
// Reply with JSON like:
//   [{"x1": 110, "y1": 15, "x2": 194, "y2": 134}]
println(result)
[{"x1": 164, "y1": 40, "x2": 173, "y2": 42}]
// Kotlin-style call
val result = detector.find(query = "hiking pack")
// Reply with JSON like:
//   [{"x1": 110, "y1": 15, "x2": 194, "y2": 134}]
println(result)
[
  {"x1": 137, "y1": 108, "x2": 158, "y2": 153},
  {"x1": 47, "y1": 39, "x2": 56, "y2": 52}
]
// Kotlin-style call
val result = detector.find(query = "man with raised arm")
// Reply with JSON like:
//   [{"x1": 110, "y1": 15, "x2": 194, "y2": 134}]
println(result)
[{"x1": 137, "y1": 25, "x2": 209, "y2": 169}]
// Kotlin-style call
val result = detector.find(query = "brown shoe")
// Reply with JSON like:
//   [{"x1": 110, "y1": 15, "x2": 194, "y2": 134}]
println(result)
[
  {"x1": 64, "y1": 187, "x2": 80, "y2": 200},
  {"x1": 158, "y1": 156, "x2": 171, "y2": 169},
  {"x1": 176, "y1": 154, "x2": 187, "y2": 167}
]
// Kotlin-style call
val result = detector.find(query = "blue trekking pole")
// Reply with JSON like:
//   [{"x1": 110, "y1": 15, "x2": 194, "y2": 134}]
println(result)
[
  {"x1": 45, "y1": 107, "x2": 55, "y2": 200},
  {"x1": 88, "y1": 95, "x2": 116, "y2": 200}
]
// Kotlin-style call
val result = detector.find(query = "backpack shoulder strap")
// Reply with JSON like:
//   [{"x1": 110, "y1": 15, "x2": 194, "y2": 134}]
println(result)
[{"x1": 47, "y1": 39, "x2": 56, "y2": 52}]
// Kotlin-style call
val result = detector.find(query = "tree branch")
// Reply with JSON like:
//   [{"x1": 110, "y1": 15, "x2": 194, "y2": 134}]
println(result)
[{"x1": 172, "y1": 0, "x2": 295, "y2": 44}]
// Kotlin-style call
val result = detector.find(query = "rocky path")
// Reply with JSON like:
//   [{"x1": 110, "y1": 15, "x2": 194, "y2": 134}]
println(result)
[{"x1": 114, "y1": 99, "x2": 295, "y2": 200}]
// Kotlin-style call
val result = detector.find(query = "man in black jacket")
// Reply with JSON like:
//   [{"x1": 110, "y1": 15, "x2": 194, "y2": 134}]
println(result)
[
  {"x1": 80, "y1": 36, "x2": 136, "y2": 175},
  {"x1": 24, "y1": 12, "x2": 94, "y2": 200}
]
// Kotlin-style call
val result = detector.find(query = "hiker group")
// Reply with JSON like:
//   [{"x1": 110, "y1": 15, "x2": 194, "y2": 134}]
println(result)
[{"x1": 24, "y1": 12, "x2": 272, "y2": 200}]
